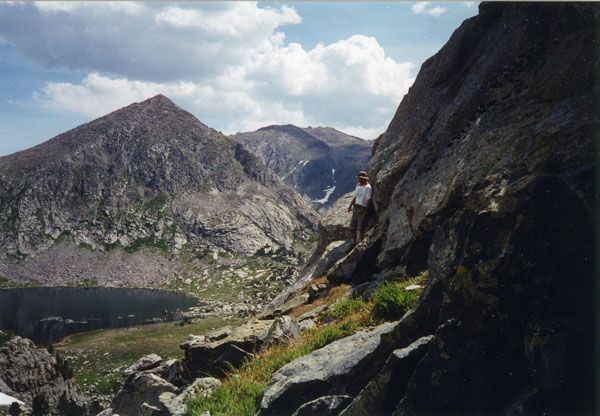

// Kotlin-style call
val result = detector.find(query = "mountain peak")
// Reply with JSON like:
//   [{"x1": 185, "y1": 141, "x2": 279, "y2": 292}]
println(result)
[
  {"x1": 133, "y1": 94, "x2": 180, "y2": 111},
  {"x1": 141, "y1": 93, "x2": 173, "y2": 105}
]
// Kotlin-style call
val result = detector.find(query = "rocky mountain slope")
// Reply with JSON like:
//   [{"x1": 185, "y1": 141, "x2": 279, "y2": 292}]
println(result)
[
  {"x1": 231, "y1": 125, "x2": 371, "y2": 205},
  {"x1": 0, "y1": 95, "x2": 318, "y2": 290}
]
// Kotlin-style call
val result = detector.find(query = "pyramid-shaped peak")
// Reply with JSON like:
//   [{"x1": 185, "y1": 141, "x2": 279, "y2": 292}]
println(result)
[
  {"x1": 138, "y1": 94, "x2": 179, "y2": 108},
  {"x1": 110, "y1": 93, "x2": 195, "y2": 122}
]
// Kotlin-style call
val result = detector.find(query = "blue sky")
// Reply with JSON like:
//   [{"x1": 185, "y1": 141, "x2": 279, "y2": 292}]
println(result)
[{"x1": 0, "y1": 2, "x2": 478, "y2": 156}]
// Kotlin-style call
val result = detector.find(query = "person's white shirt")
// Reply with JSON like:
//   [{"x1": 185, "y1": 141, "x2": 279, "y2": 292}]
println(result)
[{"x1": 354, "y1": 183, "x2": 372, "y2": 207}]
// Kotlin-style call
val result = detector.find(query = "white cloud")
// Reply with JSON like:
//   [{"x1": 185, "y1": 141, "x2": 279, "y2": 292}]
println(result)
[
  {"x1": 35, "y1": 73, "x2": 197, "y2": 118},
  {"x1": 427, "y1": 6, "x2": 448, "y2": 17},
  {"x1": 35, "y1": 29, "x2": 414, "y2": 139},
  {"x1": 34, "y1": 1, "x2": 143, "y2": 15},
  {"x1": 411, "y1": 2, "x2": 448, "y2": 17},
  {"x1": 336, "y1": 126, "x2": 384, "y2": 141},
  {"x1": 411, "y1": 2, "x2": 430, "y2": 14},
  {"x1": 0, "y1": 2, "x2": 301, "y2": 81},
  {"x1": 4, "y1": 2, "x2": 415, "y2": 140}
]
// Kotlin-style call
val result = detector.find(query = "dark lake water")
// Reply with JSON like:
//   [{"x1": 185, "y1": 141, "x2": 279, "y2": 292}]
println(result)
[{"x1": 0, "y1": 287, "x2": 201, "y2": 344}]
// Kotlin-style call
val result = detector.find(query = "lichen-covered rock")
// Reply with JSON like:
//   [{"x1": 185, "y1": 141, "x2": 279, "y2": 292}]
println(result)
[
  {"x1": 262, "y1": 192, "x2": 356, "y2": 318},
  {"x1": 285, "y1": 3, "x2": 597, "y2": 415},
  {"x1": 257, "y1": 322, "x2": 397, "y2": 416}
]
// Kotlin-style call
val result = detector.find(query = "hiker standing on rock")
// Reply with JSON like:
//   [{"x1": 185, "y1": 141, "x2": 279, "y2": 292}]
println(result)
[{"x1": 348, "y1": 171, "x2": 372, "y2": 244}]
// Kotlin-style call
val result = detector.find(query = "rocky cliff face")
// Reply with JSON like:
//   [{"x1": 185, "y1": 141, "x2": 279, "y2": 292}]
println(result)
[
  {"x1": 231, "y1": 125, "x2": 371, "y2": 205},
  {"x1": 0, "y1": 95, "x2": 318, "y2": 286},
  {"x1": 257, "y1": 3, "x2": 597, "y2": 415},
  {"x1": 0, "y1": 337, "x2": 90, "y2": 415}
]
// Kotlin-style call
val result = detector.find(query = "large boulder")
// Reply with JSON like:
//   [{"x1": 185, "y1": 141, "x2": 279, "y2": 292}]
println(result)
[
  {"x1": 111, "y1": 373, "x2": 178, "y2": 416},
  {"x1": 261, "y1": 240, "x2": 349, "y2": 319},
  {"x1": 256, "y1": 321, "x2": 397, "y2": 416},
  {"x1": 181, "y1": 317, "x2": 302, "y2": 378},
  {"x1": 181, "y1": 320, "x2": 274, "y2": 377},
  {"x1": 122, "y1": 354, "x2": 163, "y2": 378}
]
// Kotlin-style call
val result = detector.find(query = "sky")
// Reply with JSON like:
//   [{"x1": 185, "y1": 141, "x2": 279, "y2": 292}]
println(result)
[{"x1": 0, "y1": 1, "x2": 479, "y2": 156}]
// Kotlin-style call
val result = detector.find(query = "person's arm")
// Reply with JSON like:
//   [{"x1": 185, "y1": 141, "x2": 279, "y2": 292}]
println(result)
[{"x1": 348, "y1": 196, "x2": 356, "y2": 212}]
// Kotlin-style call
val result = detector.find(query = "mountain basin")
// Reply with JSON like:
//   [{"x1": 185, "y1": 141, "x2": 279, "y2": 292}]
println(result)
[{"x1": 0, "y1": 287, "x2": 201, "y2": 344}]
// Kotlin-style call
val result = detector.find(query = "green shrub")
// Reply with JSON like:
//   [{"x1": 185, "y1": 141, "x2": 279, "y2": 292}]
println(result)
[
  {"x1": 327, "y1": 297, "x2": 365, "y2": 320},
  {"x1": 372, "y1": 282, "x2": 418, "y2": 320}
]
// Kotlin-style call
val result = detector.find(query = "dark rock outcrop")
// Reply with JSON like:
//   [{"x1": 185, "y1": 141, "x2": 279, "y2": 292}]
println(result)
[
  {"x1": 339, "y1": 335, "x2": 433, "y2": 416},
  {"x1": 0, "y1": 95, "x2": 318, "y2": 285},
  {"x1": 259, "y1": 3, "x2": 598, "y2": 416},
  {"x1": 291, "y1": 395, "x2": 352, "y2": 416},
  {"x1": 0, "y1": 336, "x2": 89, "y2": 414},
  {"x1": 232, "y1": 125, "x2": 371, "y2": 205}
]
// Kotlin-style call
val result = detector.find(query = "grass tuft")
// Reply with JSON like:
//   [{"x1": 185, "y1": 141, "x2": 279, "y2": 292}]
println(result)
[{"x1": 372, "y1": 271, "x2": 427, "y2": 320}]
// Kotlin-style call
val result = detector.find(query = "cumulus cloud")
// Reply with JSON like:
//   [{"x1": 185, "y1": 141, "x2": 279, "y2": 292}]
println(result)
[
  {"x1": 3, "y1": 1, "x2": 415, "y2": 140},
  {"x1": 35, "y1": 73, "x2": 196, "y2": 118},
  {"x1": 411, "y1": 2, "x2": 448, "y2": 17},
  {"x1": 0, "y1": 2, "x2": 300, "y2": 81}
]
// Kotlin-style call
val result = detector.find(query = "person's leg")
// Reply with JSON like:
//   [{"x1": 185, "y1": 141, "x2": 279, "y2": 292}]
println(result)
[
  {"x1": 349, "y1": 208, "x2": 359, "y2": 244},
  {"x1": 357, "y1": 205, "x2": 366, "y2": 242},
  {"x1": 348, "y1": 227, "x2": 357, "y2": 244}
]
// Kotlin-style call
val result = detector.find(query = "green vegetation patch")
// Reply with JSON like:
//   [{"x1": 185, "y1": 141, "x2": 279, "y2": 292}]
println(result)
[
  {"x1": 55, "y1": 230, "x2": 74, "y2": 245},
  {"x1": 56, "y1": 317, "x2": 231, "y2": 396},
  {"x1": 372, "y1": 271, "x2": 428, "y2": 320},
  {"x1": 143, "y1": 193, "x2": 169, "y2": 214},
  {"x1": 65, "y1": 278, "x2": 99, "y2": 288},
  {"x1": 124, "y1": 235, "x2": 170, "y2": 254},
  {"x1": 326, "y1": 297, "x2": 365, "y2": 320}
]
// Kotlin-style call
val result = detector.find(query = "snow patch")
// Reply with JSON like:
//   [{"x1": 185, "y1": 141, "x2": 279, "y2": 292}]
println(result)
[
  {"x1": 313, "y1": 185, "x2": 336, "y2": 204},
  {"x1": 0, "y1": 392, "x2": 24, "y2": 406},
  {"x1": 282, "y1": 159, "x2": 309, "y2": 179}
]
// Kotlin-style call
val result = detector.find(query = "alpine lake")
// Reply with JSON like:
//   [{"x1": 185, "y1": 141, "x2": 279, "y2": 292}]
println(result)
[{"x1": 0, "y1": 286, "x2": 202, "y2": 344}]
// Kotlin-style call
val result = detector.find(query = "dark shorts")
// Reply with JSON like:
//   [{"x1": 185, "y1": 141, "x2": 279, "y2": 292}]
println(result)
[{"x1": 349, "y1": 204, "x2": 368, "y2": 232}]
